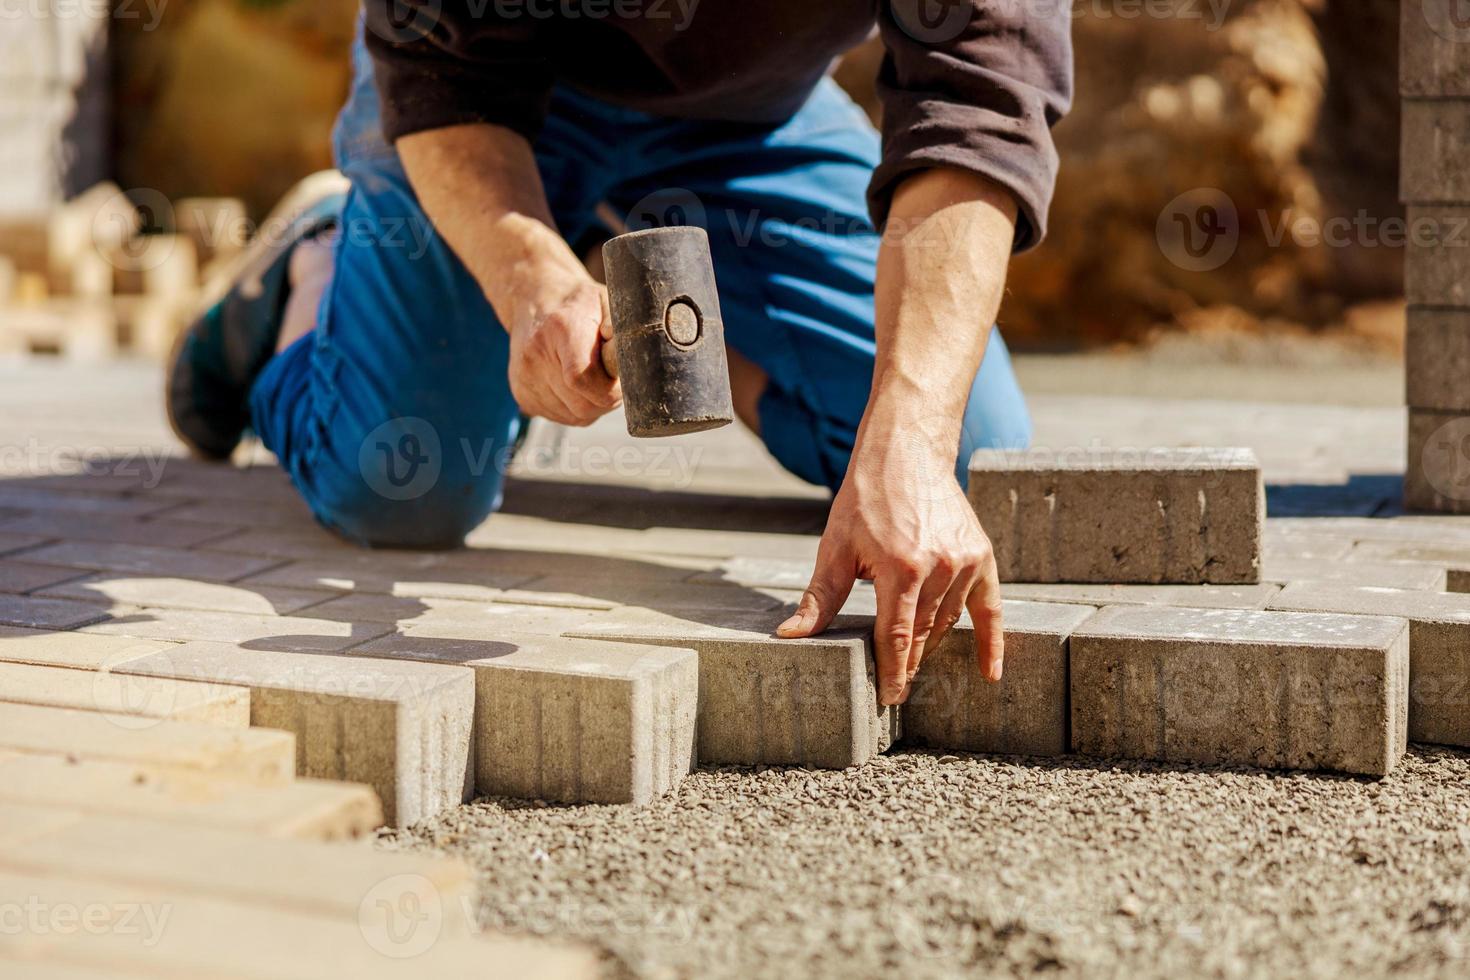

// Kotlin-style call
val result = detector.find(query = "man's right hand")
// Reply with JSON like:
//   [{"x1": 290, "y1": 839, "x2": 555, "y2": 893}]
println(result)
[
  {"x1": 396, "y1": 123, "x2": 622, "y2": 428},
  {"x1": 506, "y1": 273, "x2": 621, "y2": 427}
]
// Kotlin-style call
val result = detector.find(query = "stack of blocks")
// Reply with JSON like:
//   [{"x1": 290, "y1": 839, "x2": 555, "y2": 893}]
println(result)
[{"x1": 1402, "y1": 0, "x2": 1470, "y2": 511}]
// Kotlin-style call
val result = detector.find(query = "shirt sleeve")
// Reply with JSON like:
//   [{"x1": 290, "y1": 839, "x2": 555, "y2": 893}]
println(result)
[
  {"x1": 363, "y1": 1, "x2": 554, "y2": 144},
  {"x1": 870, "y1": 2, "x2": 1074, "y2": 252}
]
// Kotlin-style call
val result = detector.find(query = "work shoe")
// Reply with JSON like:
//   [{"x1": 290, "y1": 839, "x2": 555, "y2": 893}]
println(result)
[{"x1": 166, "y1": 172, "x2": 350, "y2": 461}]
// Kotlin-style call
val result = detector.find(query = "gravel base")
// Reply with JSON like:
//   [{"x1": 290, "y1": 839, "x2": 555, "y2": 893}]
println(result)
[{"x1": 382, "y1": 748, "x2": 1470, "y2": 979}]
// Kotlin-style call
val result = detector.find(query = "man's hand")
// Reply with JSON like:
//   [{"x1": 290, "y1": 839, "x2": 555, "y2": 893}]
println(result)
[
  {"x1": 397, "y1": 123, "x2": 620, "y2": 427},
  {"x1": 776, "y1": 167, "x2": 1020, "y2": 703},
  {"x1": 778, "y1": 423, "x2": 1003, "y2": 705},
  {"x1": 506, "y1": 274, "x2": 620, "y2": 426}
]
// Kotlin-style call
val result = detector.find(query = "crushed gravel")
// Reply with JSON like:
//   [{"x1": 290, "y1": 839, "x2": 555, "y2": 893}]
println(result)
[{"x1": 381, "y1": 748, "x2": 1470, "y2": 979}]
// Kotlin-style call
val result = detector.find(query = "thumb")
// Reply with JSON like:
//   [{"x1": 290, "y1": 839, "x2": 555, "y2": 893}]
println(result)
[{"x1": 777, "y1": 548, "x2": 854, "y2": 639}]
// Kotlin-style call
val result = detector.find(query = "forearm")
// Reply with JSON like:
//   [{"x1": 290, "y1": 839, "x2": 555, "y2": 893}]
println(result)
[
  {"x1": 861, "y1": 168, "x2": 1018, "y2": 458},
  {"x1": 397, "y1": 122, "x2": 588, "y2": 333}
]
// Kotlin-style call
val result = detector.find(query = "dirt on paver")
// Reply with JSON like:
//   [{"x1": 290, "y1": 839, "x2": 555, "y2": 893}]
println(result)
[{"x1": 383, "y1": 747, "x2": 1470, "y2": 979}]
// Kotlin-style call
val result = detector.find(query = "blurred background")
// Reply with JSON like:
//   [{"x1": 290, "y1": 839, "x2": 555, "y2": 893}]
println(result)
[{"x1": 0, "y1": 0, "x2": 1402, "y2": 371}]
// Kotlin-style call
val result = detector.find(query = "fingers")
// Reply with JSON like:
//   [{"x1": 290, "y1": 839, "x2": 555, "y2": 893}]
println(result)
[
  {"x1": 905, "y1": 569, "x2": 955, "y2": 690},
  {"x1": 777, "y1": 539, "x2": 855, "y2": 640},
  {"x1": 965, "y1": 553, "x2": 1005, "y2": 683},
  {"x1": 921, "y1": 573, "x2": 974, "y2": 661},
  {"x1": 872, "y1": 565, "x2": 923, "y2": 706}
]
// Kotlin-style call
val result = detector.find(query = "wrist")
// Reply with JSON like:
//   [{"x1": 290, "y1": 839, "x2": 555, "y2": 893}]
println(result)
[{"x1": 479, "y1": 214, "x2": 589, "y2": 332}]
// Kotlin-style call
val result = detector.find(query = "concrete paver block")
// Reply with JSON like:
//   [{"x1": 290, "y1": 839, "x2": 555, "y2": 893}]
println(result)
[
  {"x1": 308, "y1": 594, "x2": 601, "y2": 635},
  {"x1": 1268, "y1": 582, "x2": 1470, "y2": 747},
  {"x1": 502, "y1": 575, "x2": 785, "y2": 613},
  {"x1": 1261, "y1": 557, "x2": 1447, "y2": 591},
  {"x1": 1070, "y1": 605, "x2": 1409, "y2": 776},
  {"x1": 0, "y1": 660, "x2": 249, "y2": 726},
  {"x1": 999, "y1": 583, "x2": 1280, "y2": 609},
  {"x1": 968, "y1": 447, "x2": 1263, "y2": 584},
  {"x1": 0, "y1": 870, "x2": 598, "y2": 980},
  {"x1": 2, "y1": 814, "x2": 476, "y2": 936},
  {"x1": 115, "y1": 642, "x2": 475, "y2": 826},
  {"x1": 0, "y1": 754, "x2": 381, "y2": 839},
  {"x1": 0, "y1": 511, "x2": 234, "y2": 549},
  {"x1": 0, "y1": 625, "x2": 170, "y2": 670},
  {"x1": 1406, "y1": 409, "x2": 1470, "y2": 514},
  {"x1": 1404, "y1": 206, "x2": 1470, "y2": 306},
  {"x1": 568, "y1": 607, "x2": 896, "y2": 768},
  {"x1": 1402, "y1": 0, "x2": 1470, "y2": 95},
  {"x1": 78, "y1": 606, "x2": 391, "y2": 652},
  {"x1": 40, "y1": 574, "x2": 333, "y2": 616},
  {"x1": 18, "y1": 540, "x2": 279, "y2": 582},
  {"x1": 904, "y1": 601, "x2": 1095, "y2": 756},
  {"x1": 359, "y1": 635, "x2": 698, "y2": 805},
  {"x1": 0, "y1": 560, "x2": 86, "y2": 595},
  {"x1": 0, "y1": 702, "x2": 295, "y2": 783},
  {"x1": 240, "y1": 557, "x2": 532, "y2": 598},
  {"x1": 0, "y1": 593, "x2": 110, "y2": 629},
  {"x1": 1406, "y1": 309, "x2": 1470, "y2": 412},
  {"x1": 1402, "y1": 99, "x2": 1470, "y2": 201}
]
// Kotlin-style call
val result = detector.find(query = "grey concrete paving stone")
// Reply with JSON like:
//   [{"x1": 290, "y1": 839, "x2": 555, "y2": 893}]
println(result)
[
  {"x1": 689, "y1": 556, "x2": 815, "y2": 590},
  {"x1": 0, "y1": 560, "x2": 87, "y2": 595},
  {"x1": 568, "y1": 607, "x2": 896, "y2": 769},
  {"x1": 0, "y1": 660, "x2": 249, "y2": 725},
  {"x1": 1070, "y1": 605, "x2": 1409, "y2": 776},
  {"x1": 38, "y1": 574, "x2": 333, "y2": 616},
  {"x1": 1267, "y1": 582, "x2": 1470, "y2": 747},
  {"x1": 999, "y1": 583, "x2": 1281, "y2": 609},
  {"x1": 1401, "y1": 99, "x2": 1470, "y2": 202},
  {"x1": 354, "y1": 634, "x2": 698, "y2": 804},
  {"x1": 240, "y1": 556, "x2": 533, "y2": 598},
  {"x1": 1260, "y1": 557, "x2": 1447, "y2": 591},
  {"x1": 1450, "y1": 568, "x2": 1470, "y2": 593},
  {"x1": 17, "y1": 540, "x2": 280, "y2": 583},
  {"x1": 114, "y1": 641, "x2": 476, "y2": 826},
  {"x1": 1405, "y1": 206, "x2": 1470, "y2": 307},
  {"x1": 0, "y1": 594, "x2": 111, "y2": 630},
  {"x1": 1405, "y1": 409, "x2": 1470, "y2": 514},
  {"x1": 1348, "y1": 538, "x2": 1470, "y2": 566},
  {"x1": 0, "y1": 531, "x2": 47, "y2": 556},
  {"x1": 0, "y1": 626, "x2": 172, "y2": 670},
  {"x1": 306, "y1": 595, "x2": 602, "y2": 635},
  {"x1": 194, "y1": 527, "x2": 366, "y2": 560},
  {"x1": 0, "y1": 486, "x2": 175, "y2": 518},
  {"x1": 969, "y1": 447, "x2": 1263, "y2": 584},
  {"x1": 0, "y1": 511, "x2": 235, "y2": 549},
  {"x1": 500, "y1": 575, "x2": 784, "y2": 613},
  {"x1": 78, "y1": 606, "x2": 390, "y2": 652},
  {"x1": 1406, "y1": 309, "x2": 1470, "y2": 412},
  {"x1": 1402, "y1": 0, "x2": 1470, "y2": 96},
  {"x1": 904, "y1": 601, "x2": 1095, "y2": 756}
]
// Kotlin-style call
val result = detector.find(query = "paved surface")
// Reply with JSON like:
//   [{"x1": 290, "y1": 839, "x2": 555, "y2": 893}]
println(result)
[{"x1": 2, "y1": 355, "x2": 1468, "y2": 977}]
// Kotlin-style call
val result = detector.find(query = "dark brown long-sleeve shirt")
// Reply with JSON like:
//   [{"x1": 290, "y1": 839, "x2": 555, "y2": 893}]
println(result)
[{"x1": 364, "y1": 2, "x2": 1072, "y2": 250}]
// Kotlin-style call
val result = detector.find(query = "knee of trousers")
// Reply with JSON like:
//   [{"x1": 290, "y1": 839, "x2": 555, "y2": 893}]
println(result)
[{"x1": 308, "y1": 415, "x2": 510, "y2": 550}]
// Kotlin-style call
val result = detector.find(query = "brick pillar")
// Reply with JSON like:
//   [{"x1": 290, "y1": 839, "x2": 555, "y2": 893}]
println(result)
[
  {"x1": 1402, "y1": 1, "x2": 1470, "y2": 512},
  {"x1": 0, "y1": 2, "x2": 110, "y2": 219}
]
